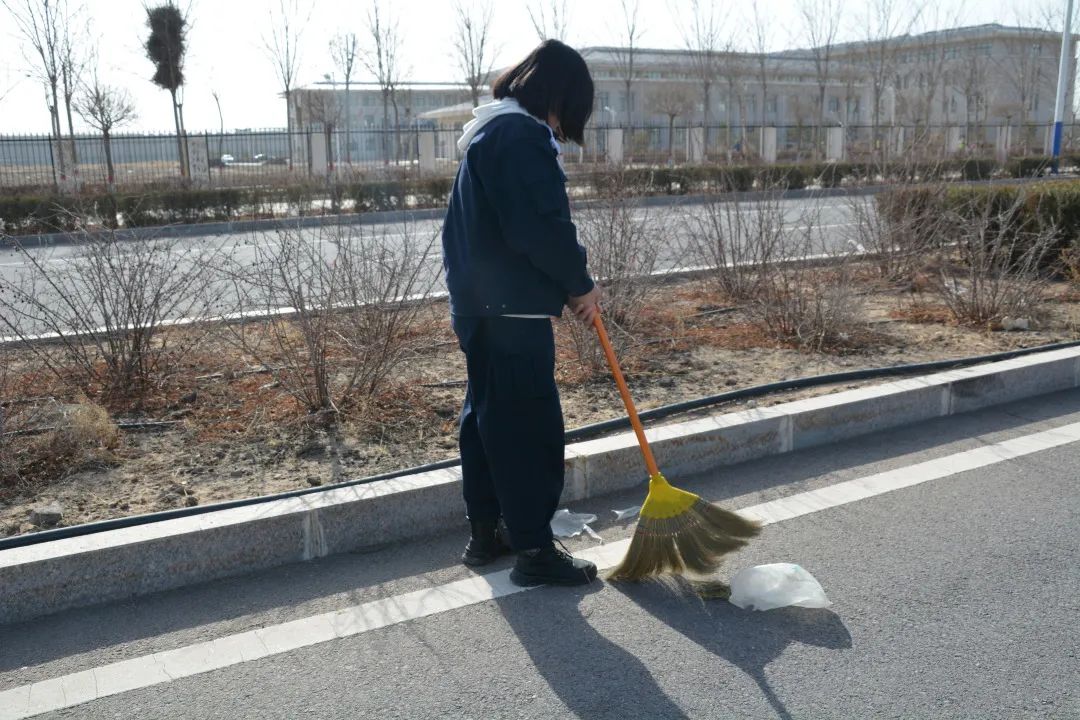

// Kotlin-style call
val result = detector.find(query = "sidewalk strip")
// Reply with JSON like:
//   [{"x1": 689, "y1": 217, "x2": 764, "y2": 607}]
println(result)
[{"x1": 3, "y1": 420, "x2": 1080, "y2": 720}]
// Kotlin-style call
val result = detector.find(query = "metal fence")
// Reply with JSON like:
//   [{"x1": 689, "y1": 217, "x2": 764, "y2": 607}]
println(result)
[{"x1": 2, "y1": 122, "x2": 1075, "y2": 194}]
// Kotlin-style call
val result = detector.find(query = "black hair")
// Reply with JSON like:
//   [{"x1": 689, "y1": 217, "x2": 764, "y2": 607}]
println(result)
[{"x1": 491, "y1": 40, "x2": 594, "y2": 146}]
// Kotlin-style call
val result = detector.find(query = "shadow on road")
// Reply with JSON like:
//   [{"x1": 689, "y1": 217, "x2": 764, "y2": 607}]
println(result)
[
  {"x1": 496, "y1": 583, "x2": 690, "y2": 720},
  {"x1": 616, "y1": 578, "x2": 852, "y2": 720}
]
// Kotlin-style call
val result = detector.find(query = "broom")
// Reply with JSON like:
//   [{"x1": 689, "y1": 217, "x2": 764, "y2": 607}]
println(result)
[{"x1": 592, "y1": 314, "x2": 761, "y2": 582}]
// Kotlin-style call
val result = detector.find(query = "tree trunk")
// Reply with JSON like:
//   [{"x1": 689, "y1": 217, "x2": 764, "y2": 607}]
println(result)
[
  {"x1": 103, "y1": 130, "x2": 115, "y2": 187},
  {"x1": 702, "y1": 83, "x2": 710, "y2": 160},
  {"x1": 49, "y1": 79, "x2": 65, "y2": 179},
  {"x1": 392, "y1": 97, "x2": 400, "y2": 164},
  {"x1": 178, "y1": 102, "x2": 190, "y2": 178},
  {"x1": 285, "y1": 88, "x2": 294, "y2": 171},
  {"x1": 169, "y1": 88, "x2": 186, "y2": 179},
  {"x1": 381, "y1": 90, "x2": 390, "y2": 165},
  {"x1": 344, "y1": 83, "x2": 352, "y2": 164},
  {"x1": 668, "y1": 115, "x2": 676, "y2": 164}
]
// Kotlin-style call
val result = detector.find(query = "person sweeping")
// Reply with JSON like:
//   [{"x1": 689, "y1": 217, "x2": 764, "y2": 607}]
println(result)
[
  {"x1": 442, "y1": 40, "x2": 601, "y2": 586},
  {"x1": 444, "y1": 39, "x2": 760, "y2": 590}
]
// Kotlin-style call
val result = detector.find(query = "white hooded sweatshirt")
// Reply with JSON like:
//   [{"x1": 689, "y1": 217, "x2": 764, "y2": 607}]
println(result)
[{"x1": 456, "y1": 97, "x2": 563, "y2": 157}]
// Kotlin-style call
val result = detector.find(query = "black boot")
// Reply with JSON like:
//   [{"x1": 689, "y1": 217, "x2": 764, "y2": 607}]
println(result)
[
  {"x1": 510, "y1": 542, "x2": 598, "y2": 587},
  {"x1": 461, "y1": 519, "x2": 513, "y2": 567}
]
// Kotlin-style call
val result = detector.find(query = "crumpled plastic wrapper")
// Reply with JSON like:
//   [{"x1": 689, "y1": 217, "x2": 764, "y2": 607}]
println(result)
[
  {"x1": 728, "y1": 563, "x2": 831, "y2": 611},
  {"x1": 550, "y1": 509, "x2": 602, "y2": 542},
  {"x1": 612, "y1": 506, "x2": 641, "y2": 521}
]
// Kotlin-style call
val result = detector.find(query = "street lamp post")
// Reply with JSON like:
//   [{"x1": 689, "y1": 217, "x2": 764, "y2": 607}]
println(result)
[{"x1": 1052, "y1": 0, "x2": 1075, "y2": 173}]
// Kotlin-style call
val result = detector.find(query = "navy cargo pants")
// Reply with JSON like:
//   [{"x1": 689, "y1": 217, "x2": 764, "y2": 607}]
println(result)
[{"x1": 452, "y1": 315, "x2": 564, "y2": 551}]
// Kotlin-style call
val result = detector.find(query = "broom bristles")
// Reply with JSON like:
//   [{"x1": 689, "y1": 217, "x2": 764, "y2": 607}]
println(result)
[{"x1": 605, "y1": 498, "x2": 761, "y2": 582}]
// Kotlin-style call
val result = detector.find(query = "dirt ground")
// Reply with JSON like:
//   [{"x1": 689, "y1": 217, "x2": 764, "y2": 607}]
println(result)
[{"x1": 3, "y1": 270, "x2": 1079, "y2": 537}]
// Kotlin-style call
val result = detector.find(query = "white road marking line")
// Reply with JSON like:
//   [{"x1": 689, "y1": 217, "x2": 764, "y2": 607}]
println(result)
[{"x1": 4, "y1": 419, "x2": 1080, "y2": 719}]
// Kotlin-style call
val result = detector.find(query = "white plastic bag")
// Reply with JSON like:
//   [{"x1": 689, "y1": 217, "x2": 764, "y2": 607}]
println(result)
[
  {"x1": 728, "y1": 563, "x2": 831, "y2": 611},
  {"x1": 550, "y1": 509, "x2": 602, "y2": 542}
]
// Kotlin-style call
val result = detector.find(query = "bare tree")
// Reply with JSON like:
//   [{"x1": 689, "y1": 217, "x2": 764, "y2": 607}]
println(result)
[
  {"x1": 677, "y1": 0, "x2": 722, "y2": 155},
  {"x1": 452, "y1": 0, "x2": 495, "y2": 108},
  {"x1": 361, "y1": 2, "x2": 403, "y2": 164},
  {"x1": 3, "y1": 0, "x2": 72, "y2": 179},
  {"x1": 609, "y1": 0, "x2": 642, "y2": 127},
  {"x1": 647, "y1": 84, "x2": 695, "y2": 162},
  {"x1": 527, "y1": 0, "x2": 570, "y2": 42},
  {"x1": 798, "y1": 0, "x2": 842, "y2": 157},
  {"x1": 145, "y1": 2, "x2": 190, "y2": 178},
  {"x1": 263, "y1": 0, "x2": 310, "y2": 170},
  {"x1": 75, "y1": 70, "x2": 137, "y2": 187},
  {"x1": 303, "y1": 90, "x2": 341, "y2": 164},
  {"x1": 853, "y1": 0, "x2": 923, "y2": 162},
  {"x1": 956, "y1": 45, "x2": 993, "y2": 142},
  {"x1": 716, "y1": 41, "x2": 748, "y2": 159},
  {"x1": 330, "y1": 32, "x2": 360, "y2": 164},
  {"x1": 748, "y1": 0, "x2": 772, "y2": 129},
  {"x1": 58, "y1": 2, "x2": 87, "y2": 166}
]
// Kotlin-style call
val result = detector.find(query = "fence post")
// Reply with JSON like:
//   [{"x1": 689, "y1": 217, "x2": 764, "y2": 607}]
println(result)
[
  {"x1": 761, "y1": 127, "x2": 777, "y2": 163},
  {"x1": 995, "y1": 125, "x2": 1012, "y2": 164},
  {"x1": 606, "y1": 128, "x2": 624, "y2": 164},
  {"x1": 946, "y1": 126, "x2": 963, "y2": 155},
  {"x1": 419, "y1": 130, "x2": 436, "y2": 173},
  {"x1": 826, "y1": 127, "x2": 844, "y2": 161},
  {"x1": 310, "y1": 131, "x2": 328, "y2": 178},
  {"x1": 188, "y1": 135, "x2": 210, "y2": 188},
  {"x1": 687, "y1": 127, "x2": 705, "y2": 163}
]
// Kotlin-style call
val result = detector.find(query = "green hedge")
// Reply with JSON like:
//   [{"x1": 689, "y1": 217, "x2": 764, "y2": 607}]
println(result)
[
  {"x1": 6, "y1": 155, "x2": 1080, "y2": 236},
  {"x1": 0, "y1": 178, "x2": 458, "y2": 235},
  {"x1": 877, "y1": 180, "x2": 1080, "y2": 272}
]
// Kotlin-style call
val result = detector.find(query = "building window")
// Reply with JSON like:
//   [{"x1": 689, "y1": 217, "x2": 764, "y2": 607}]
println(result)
[
  {"x1": 828, "y1": 97, "x2": 840, "y2": 113},
  {"x1": 766, "y1": 96, "x2": 778, "y2": 114}
]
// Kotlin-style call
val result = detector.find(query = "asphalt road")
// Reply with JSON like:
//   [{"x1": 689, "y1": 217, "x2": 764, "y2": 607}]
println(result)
[
  {"x1": 1, "y1": 389, "x2": 1078, "y2": 719},
  {"x1": 0, "y1": 195, "x2": 868, "y2": 338}
]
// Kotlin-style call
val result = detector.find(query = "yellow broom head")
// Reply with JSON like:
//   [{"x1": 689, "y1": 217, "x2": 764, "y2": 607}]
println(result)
[{"x1": 606, "y1": 474, "x2": 761, "y2": 582}]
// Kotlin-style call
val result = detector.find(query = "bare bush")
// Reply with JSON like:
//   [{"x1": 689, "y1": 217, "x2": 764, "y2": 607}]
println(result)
[
  {"x1": 928, "y1": 192, "x2": 1051, "y2": 327},
  {"x1": 0, "y1": 231, "x2": 232, "y2": 405},
  {"x1": 563, "y1": 175, "x2": 663, "y2": 375},
  {"x1": 1, "y1": 401, "x2": 120, "y2": 489},
  {"x1": 680, "y1": 189, "x2": 786, "y2": 301},
  {"x1": 227, "y1": 221, "x2": 438, "y2": 424},
  {"x1": 748, "y1": 209, "x2": 866, "y2": 351},
  {"x1": 858, "y1": 186, "x2": 952, "y2": 283}
]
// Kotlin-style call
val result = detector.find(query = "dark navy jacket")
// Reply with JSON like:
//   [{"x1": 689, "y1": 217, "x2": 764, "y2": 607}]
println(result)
[{"x1": 442, "y1": 113, "x2": 594, "y2": 317}]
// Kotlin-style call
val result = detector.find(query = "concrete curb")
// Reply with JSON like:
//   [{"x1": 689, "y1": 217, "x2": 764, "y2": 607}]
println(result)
[{"x1": 2, "y1": 346, "x2": 1080, "y2": 624}]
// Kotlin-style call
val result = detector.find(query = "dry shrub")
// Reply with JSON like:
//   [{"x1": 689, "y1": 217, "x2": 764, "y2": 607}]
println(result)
[
  {"x1": 850, "y1": 186, "x2": 951, "y2": 283},
  {"x1": 0, "y1": 230, "x2": 231, "y2": 407},
  {"x1": 1, "y1": 401, "x2": 120, "y2": 490},
  {"x1": 227, "y1": 220, "x2": 438, "y2": 424},
  {"x1": 681, "y1": 188, "x2": 786, "y2": 301},
  {"x1": 747, "y1": 210, "x2": 867, "y2": 352},
  {"x1": 564, "y1": 172, "x2": 663, "y2": 376},
  {"x1": 929, "y1": 191, "x2": 1052, "y2": 327}
]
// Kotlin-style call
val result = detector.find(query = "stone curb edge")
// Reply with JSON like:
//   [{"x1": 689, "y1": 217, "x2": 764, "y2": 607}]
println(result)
[{"x1": 1, "y1": 345, "x2": 1078, "y2": 624}]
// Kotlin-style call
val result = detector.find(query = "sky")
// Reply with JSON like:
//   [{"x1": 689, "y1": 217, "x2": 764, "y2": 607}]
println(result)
[{"x1": 0, "y1": 0, "x2": 1060, "y2": 135}]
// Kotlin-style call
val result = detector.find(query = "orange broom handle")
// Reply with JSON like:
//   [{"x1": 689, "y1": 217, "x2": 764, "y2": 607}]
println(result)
[{"x1": 592, "y1": 314, "x2": 661, "y2": 478}]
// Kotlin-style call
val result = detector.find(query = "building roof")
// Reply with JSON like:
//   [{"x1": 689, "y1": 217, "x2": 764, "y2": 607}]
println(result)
[
  {"x1": 418, "y1": 98, "x2": 491, "y2": 121},
  {"x1": 295, "y1": 81, "x2": 479, "y2": 93}
]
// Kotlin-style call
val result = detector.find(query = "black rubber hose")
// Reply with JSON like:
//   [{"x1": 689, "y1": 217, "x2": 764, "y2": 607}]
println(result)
[{"x1": 3, "y1": 338, "x2": 1078, "y2": 551}]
